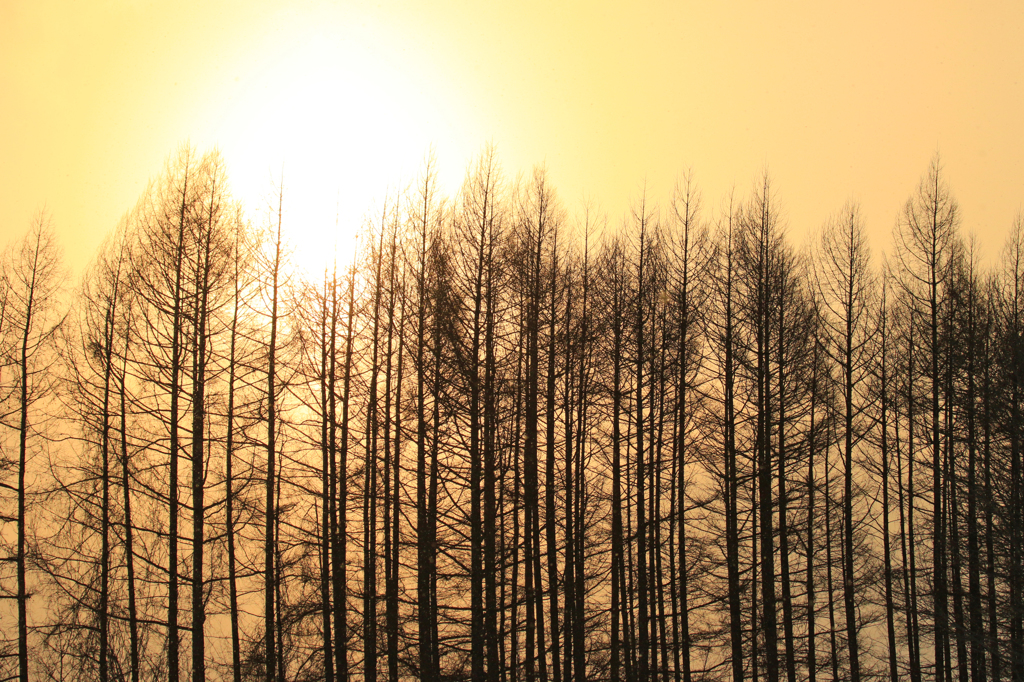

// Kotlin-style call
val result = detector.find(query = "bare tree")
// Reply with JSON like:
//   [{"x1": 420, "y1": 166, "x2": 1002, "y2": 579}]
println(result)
[
  {"x1": 0, "y1": 214, "x2": 64, "y2": 682},
  {"x1": 893, "y1": 157, "x2": 960, "y2": 682},
  {"x1": 814, "y1": 201, "x2": 878, "y2": 682}
]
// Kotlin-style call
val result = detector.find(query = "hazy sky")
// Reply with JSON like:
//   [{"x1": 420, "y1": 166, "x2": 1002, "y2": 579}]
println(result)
[{"x1": 3, "y1": 0, "x2": 1024, "y2": 273}]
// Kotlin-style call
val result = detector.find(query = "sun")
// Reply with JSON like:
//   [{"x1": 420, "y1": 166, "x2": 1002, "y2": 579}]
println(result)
[{"x1": 211, "y1": 26, "x2": 442, "y2": 277}]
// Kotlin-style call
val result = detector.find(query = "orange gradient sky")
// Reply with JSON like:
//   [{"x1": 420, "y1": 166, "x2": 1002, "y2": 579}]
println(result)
[{"x1": 3, "y1": 0, "x2": 1024, "y2": 273}]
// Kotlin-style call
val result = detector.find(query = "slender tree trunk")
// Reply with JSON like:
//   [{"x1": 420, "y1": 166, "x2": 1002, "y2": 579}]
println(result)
[
  {"x1": 943, "y1": 336, "x2": 966, "y2": 682},
  {"x1": 318, "y1": 274, "x2": 335, "y2": 682},
  {"x1": 635, "y1": 216, "x2": 649, "y2": 682},
  {"x1": 966, "y1": 282, "x2": 984, "y2": 682},
  {"x1": 364, "y1": 220, "x2": 386, "y2": 682},
  {"x1": 672, "y1": 311, "x2": 688, "y2": 682},
  {"x1": 668, "y1": 410, "x2": 682, "y2": 682},
  {"x1": 16, "y1": 272, "x2": 31, "y2": 682},
  {"x1": 167, "y1": 168, "x2": 189, "y2": 682},
  {"x1": 429, "y1": 274, "x2": 442, "y2": 678},
  {"x1": 777, "y1": 270, "x2": 797, "y2": 682},
  {"x1": 507, "y1": 315, "x2": 526, "y2": 682},
  {"x1": 723, "y1": 225, "x2": 743, "y2": 682},
  {"x1": 931, "y1": 248, "x2": 949, "y2": 682},
  {"x1": 470, "y1": 208, "x2": 485, "y2": 682},
  {"x1": 386, "y1": 233, "x2": 404, "y2": 682},
  {"x1": 570, "y1": 239, "x2": 586, "y2": 682},
  {"x1": 416, "y1": 181, "x2": 433, "y2": 682},
  {"x1": 226, "y1": 228, "x2": 243, "y2": 682},
  {"x1": 524, "y1": 195, "x2": 545, "y2": 682},
  {"x1": 563, "y1": 300, "x2": 575, "y2": 682},
  {"x1": 100, "y1": 294, "x2": 113, "y2": 682},
  {"x1": 674, "y1": 210, "x2": 695, "y2": 682},
  {"x1": 752, "y1": 432, "x2": 760, "y2": 682},
  {"x1": 825, "y1": 436, "x2": 840, "y2": 682},
  {"x1": 611, "y1": 245, "x2": 624, "y2": 682},
  {"x1": 880, "y1": 294, "x2": 899, "y2": 682},
  {"x1": 483, "y1": 225, "x2": 499, "y2": 681},
  {"x1": 842, "y1": 259, "x2": 860, "y2": 682},
  {"x1": 191, "y1": 190, "x2": 215, "y2": 682},
  {"x1": 545, "y1": 233, "x2": 561, "y2": 682},
  {"x1": 573, "y1": 336, "x2": 586, "y2": 682},
  {"x1": 119, "y1": 320, "x2": 140, "y2": 682},
  {"x1": 337, "y1": 269, "x2": 356, "y2": 682},
  {"x1": 653, "y1": 311, "x2": 670, "y2": 682},
  {"x1": 756, "y1": 217, "x2": 780, "y2": 682},
  {"x1": 807, "y1": 340, "x2": 819, "y2": 682},
  {"x1": 982, "y1": 326, "x2": 999, "y2": 682},
  {"x1": 511, "y1": 319, "x2": 523, "y2": 682},
  {"x1": 906, "y1": 317, "x2": 922, "y2": 682},
  {"x1": 625, "y1": 387, "x2": 638, "y2": 681},
  {"x1": 264, "y1": 193, "x2": 283, "y2": 682},
  {"x1": 562, "y1": 270, "x2": 578, "y2": 682},
  {"x1": 274, "y1": 456, "x2": 285, "y2": 682}
]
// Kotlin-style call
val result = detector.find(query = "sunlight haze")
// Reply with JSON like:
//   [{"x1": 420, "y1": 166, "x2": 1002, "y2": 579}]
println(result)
[{"x1": 3, "y1": 0, "x2": 1023, "y2": 270}]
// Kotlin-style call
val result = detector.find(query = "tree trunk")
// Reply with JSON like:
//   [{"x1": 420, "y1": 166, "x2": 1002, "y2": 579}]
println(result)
[{"x1": 264, "y1": 190, "x2": 282, "y2": 682}]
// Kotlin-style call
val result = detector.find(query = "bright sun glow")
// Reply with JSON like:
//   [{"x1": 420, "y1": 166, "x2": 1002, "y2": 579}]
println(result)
[{"x1": 210, "y1": 27, "x2": 446, "y2": 277}]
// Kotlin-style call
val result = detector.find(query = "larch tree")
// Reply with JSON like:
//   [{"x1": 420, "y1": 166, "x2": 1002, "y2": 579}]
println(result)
[
  {"x1": 0, "y1": 215, "x2": 64, "y2": 682},
  {"x1": 814, "y1": 201, "x2": 878, "y2": 682},
  {"x1": 892, "y1": 157, "x2": 960, "y2": 682}
]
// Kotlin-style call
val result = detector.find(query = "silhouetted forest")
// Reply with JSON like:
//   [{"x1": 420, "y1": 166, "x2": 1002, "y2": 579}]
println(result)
[{"x1": 2, "y1": 144, "x2": 1023, "y2": 682}]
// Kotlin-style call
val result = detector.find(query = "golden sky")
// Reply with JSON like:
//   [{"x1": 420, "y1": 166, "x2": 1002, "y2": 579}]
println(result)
[{"x1": 3, "y1": 0, "x2": 1024, "y2": 272}]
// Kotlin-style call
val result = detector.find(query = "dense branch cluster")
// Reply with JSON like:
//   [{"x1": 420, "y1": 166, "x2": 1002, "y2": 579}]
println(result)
[{"x1": 1, "y1": 144, "x2": 1023, "y2": 682}]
